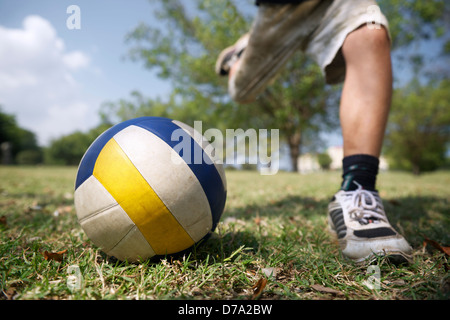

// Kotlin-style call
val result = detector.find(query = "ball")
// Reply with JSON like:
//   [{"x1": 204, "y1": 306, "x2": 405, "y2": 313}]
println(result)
[{"x1": 74, "y1": 117, "x2": 227, "y2": 262}]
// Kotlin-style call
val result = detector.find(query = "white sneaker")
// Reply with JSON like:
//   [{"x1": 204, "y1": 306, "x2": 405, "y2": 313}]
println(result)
[{"x1": 327, "y1": 182, "x2": 413, "y2": 264}]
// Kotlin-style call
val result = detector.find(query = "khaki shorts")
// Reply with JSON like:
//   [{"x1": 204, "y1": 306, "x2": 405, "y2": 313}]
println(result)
[{"x1": 229, "y1": 0, "x2": 389, "y2": 102}]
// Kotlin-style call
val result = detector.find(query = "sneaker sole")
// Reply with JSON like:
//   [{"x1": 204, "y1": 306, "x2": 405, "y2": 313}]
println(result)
[{"x1": 327, "y1": 221, "x2": 413, "y2": 265}]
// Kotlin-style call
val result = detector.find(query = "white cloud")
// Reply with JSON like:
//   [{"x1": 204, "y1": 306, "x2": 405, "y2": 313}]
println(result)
[
  {"x1": 63, "y1": 51, "x2": 90, "y2": 70},
  {"x1": 0, "y1": 15, "x2": 98, "y2": 146}
]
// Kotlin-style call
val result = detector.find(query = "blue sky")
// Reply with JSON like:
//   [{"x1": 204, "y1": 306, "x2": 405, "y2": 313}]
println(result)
[{"x1": 0, "y1": 0, "x2": 176, "y2": 145}]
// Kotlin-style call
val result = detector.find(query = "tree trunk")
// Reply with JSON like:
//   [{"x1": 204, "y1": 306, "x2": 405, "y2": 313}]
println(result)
[
  {"x1": 412, "y1": 163, "x2": 421, "y2": 175},
  {"x1": 287, "y1": 132, "x2": 301, "y2": 172}
]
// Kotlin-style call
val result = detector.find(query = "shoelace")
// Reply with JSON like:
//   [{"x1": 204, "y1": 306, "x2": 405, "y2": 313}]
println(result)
[{"x1": 345, "y1": 182, "x2": 387, "y2": 224}]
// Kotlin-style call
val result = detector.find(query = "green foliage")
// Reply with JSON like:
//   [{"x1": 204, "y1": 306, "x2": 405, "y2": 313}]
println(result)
[
  {"x1": 45, "y1": 131, "x2": 92, "y2": 166},
  {"x1": 100, "y1": 91, "x2": 178, "y2": 124},
  {"x1": 0, "y1": 108, "x2": 17, "y2": 143},
  {"x1": 317, "y1": 152, "x2": 332, "y2": 170},
  {"x1": 384, "y1": 79, "x2": 450, "y2": 174},
  {"x1": 45, "y1": 124, "x2": 111, "y2": 166},
  {"x1": 0, "y1": 107, "x2": 42, "y2": 165},
  {"x1": 250, "y1": 54, "x2": 339, "y2": 171},
  {"x1": 378, "y1": 0, "x2": 448, "y2": 49},
  {"x1": 378, "y1": 0, "x2": 450, "y2": 82},
  {"x1": 16, "y1": 150, "x2": 43, "y2": 165},
  {"x1": 378, "y1": 1, "x2": 450, "y2": 173}
]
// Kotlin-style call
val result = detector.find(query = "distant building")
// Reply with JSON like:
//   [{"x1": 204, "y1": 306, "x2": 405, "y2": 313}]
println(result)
[
  {"x1": 297, "y1": 146, "x2": 389, "y2": 173},
  {"x1": 327, "y1": 145, "x2": 344, "y2": 170},
  {"x1": 297, "y1": 153, "x2": 320, "y2": 173}
]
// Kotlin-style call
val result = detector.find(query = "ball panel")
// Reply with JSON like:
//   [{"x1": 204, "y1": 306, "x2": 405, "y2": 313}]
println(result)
[
  {"x1": 114, "y1": 125, "x2": 212, "y2": 242},
  {"x1": 75, "y1": 117, "x2": 171, "y2": 190},
  {"x1": 75, "y1": 118, "x2": 140, "y2": 190},
  {"x1": 79, "y1": 204, "x2": 136, "y2": 254},
  {"x1": 106, "y1": 225, "x2": 156, "y2": 262},
  {"x1": 134, "y1": 118, "x2": 227, "y2": 232},
  {"x1": 93, "y1": 137, "x2": 196, "y2": 255},
  {"x1": 74, "y1": 175, "x2": 117, "y2": 221},
  {"x1": 172, "y1": 120, "x2": 227, "y2": 192}
]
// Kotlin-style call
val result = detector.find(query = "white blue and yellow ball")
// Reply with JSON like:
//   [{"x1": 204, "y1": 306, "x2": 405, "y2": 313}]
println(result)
[{"x1": 74, "y1": 117, "x2": 227, "y2": 262}]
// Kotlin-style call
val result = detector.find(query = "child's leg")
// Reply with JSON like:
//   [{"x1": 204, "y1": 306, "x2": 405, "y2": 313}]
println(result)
[{"x1": 340, "y1": 25, "x2": 393, "y2": 159}]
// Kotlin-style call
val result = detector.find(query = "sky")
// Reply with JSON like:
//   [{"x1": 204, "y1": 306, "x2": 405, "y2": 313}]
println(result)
[{"x1": 0, "y1": 0, "x2": 176, "y2": 146}]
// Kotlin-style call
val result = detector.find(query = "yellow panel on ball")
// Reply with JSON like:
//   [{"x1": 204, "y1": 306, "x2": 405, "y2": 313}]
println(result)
[
  {"x1": 92, "y1": 137, "x2": 195, "y2": 255},
  {"x1": 113, "y1": 125, "x2": 213, "y2": 243}
]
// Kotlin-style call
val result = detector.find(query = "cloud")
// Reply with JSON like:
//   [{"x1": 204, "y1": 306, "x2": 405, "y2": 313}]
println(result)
[
  {"x1": 0, "y1": 15, "x2": 98, "y2": 146},
  {"x1": 63, "y1": 51, "x2": 90, "y2": 70}
]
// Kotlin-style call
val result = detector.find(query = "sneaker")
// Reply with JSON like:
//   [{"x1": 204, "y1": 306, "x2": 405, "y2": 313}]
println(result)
[
  {"x1": 215, "y1": 33, "x2": 249, "y2": 76},
  {"x1": 327, "y1": 182, "x2": 413, "y2": 264},
  {"x1": 215, "y1": 1, "x2": 329, "y2": 103}
]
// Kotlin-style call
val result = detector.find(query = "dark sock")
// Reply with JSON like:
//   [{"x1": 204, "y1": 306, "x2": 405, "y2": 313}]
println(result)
[{"x1": 341, "y1": 154, "x2": 379, "y2": 191}]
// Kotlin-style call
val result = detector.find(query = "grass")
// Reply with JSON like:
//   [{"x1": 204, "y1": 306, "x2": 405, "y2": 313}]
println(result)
[{"x1": 0, "y1": 165, "x2": 449, "y2": 300}]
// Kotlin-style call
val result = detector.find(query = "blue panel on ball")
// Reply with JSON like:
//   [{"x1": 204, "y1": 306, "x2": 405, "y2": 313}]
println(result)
[
  {"x1": 134, "y1": 118, "x2": 226, "y2": 232},
  {"x1": 75, "y1": 117, "x2": 168, "y2": 190}
]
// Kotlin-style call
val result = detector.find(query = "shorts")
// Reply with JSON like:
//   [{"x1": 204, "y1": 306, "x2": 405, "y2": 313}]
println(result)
[{"x1": 229, "y1": 0, "x2": 389, "y2": 102}]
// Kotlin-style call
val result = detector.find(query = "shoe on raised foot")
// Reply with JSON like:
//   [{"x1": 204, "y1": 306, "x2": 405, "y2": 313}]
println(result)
[
  {"x1": 215, "y1": 33, "x2": 249, "y2": 76},
  {"x1": 327, "y1": 182, "x2": 413, "y2": 265}
]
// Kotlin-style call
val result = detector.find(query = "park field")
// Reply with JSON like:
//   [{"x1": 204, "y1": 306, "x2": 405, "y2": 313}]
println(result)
[{"x1": 0, "y1": 165, "x2": 449, "y2": 300}]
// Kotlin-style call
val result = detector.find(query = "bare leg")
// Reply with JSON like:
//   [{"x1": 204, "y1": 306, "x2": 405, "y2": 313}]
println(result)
[{"x1": 340, "y1": 25, "x2": 392, "y2": 158}]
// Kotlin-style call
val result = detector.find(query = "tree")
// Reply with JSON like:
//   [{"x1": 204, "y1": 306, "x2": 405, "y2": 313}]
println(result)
[
  {"x1": 378, "y1": 0, "x2": 450, "y2": 82},
  {"x1": 377, "y1": 1, "x2": 450, "y2": 174},
  {"x1": 384, "y1": 79, "x2": 450, "y2": 174},
  {"x1": 318, "y1": 152, "x2": 332, "y2": 171},
  {"x1": 248, "y1": 53, "x2": 339, "y2": 171},
  {"x1": 101, "y1": 0, "x2": 339, "y2": 171},
  {"x1": 0, "y1": 107, "x2": 41, "y2": 164},
  {"x1": 45, "y1": 123, "x2": 111, "y2": 165},
  {"x1": 45, "y1": 131, "x2": 92, "y2": 165}
]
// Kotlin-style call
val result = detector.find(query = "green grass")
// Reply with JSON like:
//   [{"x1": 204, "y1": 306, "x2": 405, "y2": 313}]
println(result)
[{"x1": 0, "y1": 166, "x2": 449, "y2": 300}]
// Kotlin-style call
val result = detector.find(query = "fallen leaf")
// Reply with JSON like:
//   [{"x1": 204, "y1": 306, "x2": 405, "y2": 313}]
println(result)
[
  {"x1": 28, "y1": 200, "x2": 43, "y2": 211},
  {"x1": 423, "y1": 237, "x2": 450, "y2": 256},
  {"x1": 27, "y1": 236, "x2": 42, "y2": 243},
  {"x1": 53, "y1": 205, "x2": 73, "y2": 217},
  {"x1": 383, "y1": 279, "x2": 406, "y2": 286},
  {"x1": 0, "y1": 215, "x2": 7, "y2": 226},
  {"x1": 262, "y1": 267, "x2": 277, "y2": 279},
  {"x1": 3, "y1": 287, "x2": 16, "y2": 300},
  {"x1": 388, "y1": 199, "x2": 401, "y2": 206},
  {"x1": 223, "y1": 217, "x2": 246, "y2": 226},
  {"x1": 251, "y1": 277, "x2": 267, "y2": 300},
  {"x1": 42, "y1": 249, "x2": 67, "y2": 262},
  {"x1": 63, "y1": 192, "x2": 73, "y2": 200},
  {"x1": 311, "y1": 284, "x2": 344, "y2": 296}
]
